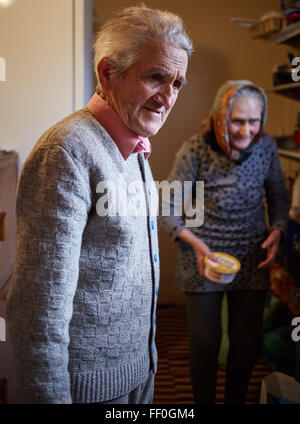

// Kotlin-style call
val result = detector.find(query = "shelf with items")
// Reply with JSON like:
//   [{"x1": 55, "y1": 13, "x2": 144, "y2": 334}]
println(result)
[
  {"x1": 266, "y1": 82, "x2": 300, "y2": 101},
  {"x1": 242, "y1": 12, "x2": 300, "y2": 321},
  {"x1": 277, "y1": 147, "x2": 300, "y2": 160},
  {"x1": 271, "y1": 20, "x2": 300, "y2": 47},
  {"x1": 269, "y1": 262, "x2": 300, "y2": 315},
  {"x1": 270, "y1": 219, "x2": 300, "y2": 316},
  {"x1": 232, "y1": 16, "x2": 300, "y2": 46},
  {"x1": 247, "y1": 20, "x2": 300, "y2": 47}
]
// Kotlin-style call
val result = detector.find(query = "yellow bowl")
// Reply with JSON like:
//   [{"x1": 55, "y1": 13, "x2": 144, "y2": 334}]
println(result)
[{"x1": 204, "y1": 252, "x2": 241, "y2": 284}]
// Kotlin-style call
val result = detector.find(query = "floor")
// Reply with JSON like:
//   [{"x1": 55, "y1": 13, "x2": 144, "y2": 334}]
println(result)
[
  {"x1": 0, "y1": 303, "x2": 272, "y2": 405},
  {"x1": 153, "y1": 304, "x2": 271, "y2": 404}
]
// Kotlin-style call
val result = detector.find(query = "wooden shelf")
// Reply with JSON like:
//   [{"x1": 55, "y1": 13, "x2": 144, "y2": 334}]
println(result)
[
  {"x1": 245, "y1": 20, "x2": 300, "y2": 47},
  {"x1": 278, "y1": 147, "x2": 300, "y2": 160},
  {"x1": 271, "y1": 20, "x2": 300, "y2": 47},
  {"x1": 266, "y1": 82, "x2": 300, "y2": 100}
]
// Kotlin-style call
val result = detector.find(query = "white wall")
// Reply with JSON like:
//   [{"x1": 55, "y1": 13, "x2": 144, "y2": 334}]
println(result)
[
  {"x1": 74, "y1": 0, "x2": 95, "y2": 110},
  {"x1": 0, "y1": 0, "x2": 94, "y2": 403},
  {"x1": 0, "y1": 0, "x2": 94, "y2": 169}
]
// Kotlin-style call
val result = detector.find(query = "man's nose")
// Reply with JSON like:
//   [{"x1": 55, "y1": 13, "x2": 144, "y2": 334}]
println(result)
[{"x1": 153, "y1": 84, "x2": 173, "y2": 109}]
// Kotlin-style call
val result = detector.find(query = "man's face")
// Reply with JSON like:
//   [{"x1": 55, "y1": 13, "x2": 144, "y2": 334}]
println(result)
[{"x1": 104, "y1": 40, "x2": 188, "y2": 137}]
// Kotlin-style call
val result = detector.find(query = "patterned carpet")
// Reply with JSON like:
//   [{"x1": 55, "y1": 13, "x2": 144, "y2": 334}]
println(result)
[
  {"x1": 0, "y1": 303, "x2": 272, "y2": 405},
  {"x1": 153, "y1": 304, "x2": 271, "y2": 404}
]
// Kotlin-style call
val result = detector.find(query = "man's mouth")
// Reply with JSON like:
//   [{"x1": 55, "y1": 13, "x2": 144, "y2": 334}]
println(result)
[{"x1": 144, "y1": 105, "x2": 165, "y2": 115}]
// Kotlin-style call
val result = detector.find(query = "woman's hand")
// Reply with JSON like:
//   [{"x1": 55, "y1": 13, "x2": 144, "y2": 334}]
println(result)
[
  {"x1": 178, "y1": 228, "x2": 216, "y2": 276},
  {"x1": 192, "y1": 239, "x2": 216, "y2": 276},
  {"x1": 257, "y1": 229, "x2": 281, "y2": 269}
]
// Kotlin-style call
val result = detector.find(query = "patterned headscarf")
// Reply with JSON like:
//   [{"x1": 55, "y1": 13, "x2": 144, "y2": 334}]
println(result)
[{"x1": 201, "y1": 80, "x2": 268, "y2": 158}]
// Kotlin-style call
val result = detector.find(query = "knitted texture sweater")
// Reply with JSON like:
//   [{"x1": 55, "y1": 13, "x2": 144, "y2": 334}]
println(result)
[{"x1": 6, "y1": 108, "x2": 159, "y2": 404}]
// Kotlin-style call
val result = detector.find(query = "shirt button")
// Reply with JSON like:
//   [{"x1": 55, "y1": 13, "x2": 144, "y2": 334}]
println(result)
[
  {"x1": 154, "y1": 253, "x2": 157, "y2": 262},
  {"x1": 148, "y1": 188, "x2": 151, "y2": 196},
  {"x1": 156, "y1": 286, "x2": 159, "y2": 295},
  {"x1": 154, "y1": 315, "x2": 156, "y2": 325},
  {"x1": 152, "y1": 344, "x2": 155, "y2": 354},
  {"x1": 151, "y1": 220, "x2": 155, "y2": 230}
]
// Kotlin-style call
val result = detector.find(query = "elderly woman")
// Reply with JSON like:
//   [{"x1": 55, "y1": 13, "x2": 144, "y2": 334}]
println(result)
[
  {"x1": 160, "y1": 80, "x2": 289, "y2": 404},
  {"x1": 6, "y1": 5, "x2": 192, "y2": 404}
]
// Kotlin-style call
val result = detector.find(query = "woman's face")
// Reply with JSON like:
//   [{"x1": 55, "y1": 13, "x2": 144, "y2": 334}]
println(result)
[{"x1": 228, "y1": 97, "x2": 262, "y2": 150}]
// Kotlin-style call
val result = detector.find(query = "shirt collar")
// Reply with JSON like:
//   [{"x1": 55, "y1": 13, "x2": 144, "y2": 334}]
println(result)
[{"x1": 87, "y1": 93, "x2": 151, "y2": 160}]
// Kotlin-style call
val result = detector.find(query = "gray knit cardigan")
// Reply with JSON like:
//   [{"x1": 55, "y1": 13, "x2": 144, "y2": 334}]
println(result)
[{"x1": 6, "y1": 108, "x2": 159, "y2": 404}]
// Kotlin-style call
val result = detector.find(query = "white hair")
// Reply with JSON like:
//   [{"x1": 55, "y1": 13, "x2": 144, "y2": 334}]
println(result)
[
  {"x1": 227, "y1": 86, "x2": 266, "y2": 122},
  {"x1": 93, "y1": 4, "x2": 193, "y2": 90}
]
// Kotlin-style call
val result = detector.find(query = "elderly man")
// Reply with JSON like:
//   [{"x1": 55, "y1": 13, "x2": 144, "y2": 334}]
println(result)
[{"x1": 6, "y1": 5, "x2": 193, "y2": 404}]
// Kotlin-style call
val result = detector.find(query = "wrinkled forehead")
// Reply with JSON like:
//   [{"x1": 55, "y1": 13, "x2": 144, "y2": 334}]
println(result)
[
  {"x1": 215, "y1": 82, "x2": 267, "y2": 125},
  {"x1": 230, "y1": 97, "x2": 263, "y2": 118},
  {"x1": 137, "y1": 40, "x2": 188, "y2": 73},
  {"x1": 214, "y1": 81, "x2": 266, "y2": 107}
]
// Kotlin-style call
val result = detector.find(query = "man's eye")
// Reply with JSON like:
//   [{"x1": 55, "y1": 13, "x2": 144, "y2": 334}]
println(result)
[
  {"x1": 173, "y1": 80, "x2": 182, "y2": 90},
  {"x1": 150, "y1": 74, "x2": 161, "y2": 81}
]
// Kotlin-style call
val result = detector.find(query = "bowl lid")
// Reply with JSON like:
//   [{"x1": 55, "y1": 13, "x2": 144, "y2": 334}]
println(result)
[{"x1": 204, "y1": 252, "x2": 241, "y2": 274}]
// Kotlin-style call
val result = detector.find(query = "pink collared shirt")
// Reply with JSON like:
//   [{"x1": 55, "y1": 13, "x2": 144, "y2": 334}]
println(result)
[{"x1": 87, "y1": 93, "x2": 151, "y2": 160}]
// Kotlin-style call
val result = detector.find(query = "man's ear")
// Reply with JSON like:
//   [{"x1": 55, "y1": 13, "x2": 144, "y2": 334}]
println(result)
[{"x1": 97, "y1": 58, "x2": 114, "y2": 91}]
